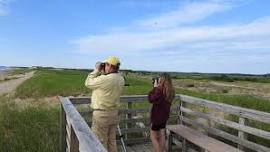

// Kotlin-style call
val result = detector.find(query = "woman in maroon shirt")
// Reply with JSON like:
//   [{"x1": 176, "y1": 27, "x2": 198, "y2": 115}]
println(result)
[{"x1": 148, "y1": 73, "x2": 175, "y2": 152}]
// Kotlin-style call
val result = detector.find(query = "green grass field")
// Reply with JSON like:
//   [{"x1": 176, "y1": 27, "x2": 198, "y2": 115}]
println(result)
[
  {"x1": 15, "y1": 69, "x2": 90, "y2": 98},
  {"x1": 1, "y1": 68, "x2": 270, "y2": 151},
  {"x1": 14, "y1": 69, "x2": 270, "y2": 112},
  {"x1": 0, "y1": 97, "x2": 59, "y2": 152},
  {"x1": 15, "y1": 69, "x2": 153, "y2": 98}
]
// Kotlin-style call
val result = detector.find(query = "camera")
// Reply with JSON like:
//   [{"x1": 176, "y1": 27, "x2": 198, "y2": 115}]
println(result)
[
  {"x1": 99, "y1": 62, "x2": 105, "y2": 71},
  {"x1": 152, "y1": 77, "x2": 159, "y2": 84}
]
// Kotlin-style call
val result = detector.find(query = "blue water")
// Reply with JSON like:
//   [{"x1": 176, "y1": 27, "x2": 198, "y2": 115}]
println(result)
[{"x1": 0, "y1": 66, "x2": 7, "y2": 71}]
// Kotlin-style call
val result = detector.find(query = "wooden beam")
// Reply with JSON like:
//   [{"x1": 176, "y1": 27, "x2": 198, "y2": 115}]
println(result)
[
  {"x1": 238, "y1": 117, "x2": 247, "y2": 151},
  {"x1": 59, "y1": 97, "x2": 107, "y2": 152},
  {"x1": 180, "y1": 107, "x2": 270, "y2": 140},
  {"x1": 181, "y1": 116, "x2": 270, "y2": 152},
  {"x1": 179, "y1": 95, "x2": 270, "y2": 124},
  {"x1": 60, "y1": 103, "x2": 67, "y2": 152}
]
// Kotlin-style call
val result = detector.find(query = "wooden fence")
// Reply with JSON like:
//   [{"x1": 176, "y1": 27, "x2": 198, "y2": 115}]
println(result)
[{"x1": 59, "y1": 95, "x2": 270, "y2": 152}]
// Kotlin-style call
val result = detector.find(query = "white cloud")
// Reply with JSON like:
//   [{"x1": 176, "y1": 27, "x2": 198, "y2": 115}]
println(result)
[
  {"x1": 71, "y1": 0, "x2": 270, "y2": 73},
  {"x1": 72, "y1": 17, "x2": 270, "y2": 55},
  {"x1": 71, "y1": 0, "x2": 243, "y2": 54},
  {"x1": 136, "y1": 1, "x2": 232, "y2": 29}
]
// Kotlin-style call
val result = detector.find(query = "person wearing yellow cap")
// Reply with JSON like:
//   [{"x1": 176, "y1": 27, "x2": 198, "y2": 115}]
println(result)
[{"x1": 85, "y1": 56, "x2": 125, "y2": 152}]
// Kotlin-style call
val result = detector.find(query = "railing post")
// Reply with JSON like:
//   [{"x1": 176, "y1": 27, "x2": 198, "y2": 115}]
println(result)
[
  {"x1": 182, "y1": 139, "x2": 187, "y2": 152},
  {"x1": 178, "y1": 95, "x2": 183, "y2": 125},
  {"x1": 168, "y1": 131, "x2": 173, "y2": 152},
  {"x1": 126, "y1": 101, "x2": 132, "y2": 140},
  {"x1": 59, "y1": 96, "x2": 107, "y2": 152},
  {"x1": 70, "y1": 126, "x2": 79, "y2": 152},
  {"x1": 238, "y1": 116, "x2": 247, "y2": 150},
  {"x1": 60, "y1": 104, "x2": 67, "y2": 152}
]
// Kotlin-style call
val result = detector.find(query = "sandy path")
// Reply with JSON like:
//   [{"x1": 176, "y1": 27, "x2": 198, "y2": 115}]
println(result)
[{"x1": 0, "y1": 71, "x2": 35, "y2": 96}]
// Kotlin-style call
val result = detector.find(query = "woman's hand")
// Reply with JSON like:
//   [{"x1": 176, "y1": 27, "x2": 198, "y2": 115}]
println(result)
[{"x1": 153, "y1": 79, "x2": 159, "y2": 87}]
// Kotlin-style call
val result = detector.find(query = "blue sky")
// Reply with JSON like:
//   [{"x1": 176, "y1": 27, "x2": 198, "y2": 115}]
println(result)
[{"x1": 1, "y1": 0, "x2": 270, "y2": 74}]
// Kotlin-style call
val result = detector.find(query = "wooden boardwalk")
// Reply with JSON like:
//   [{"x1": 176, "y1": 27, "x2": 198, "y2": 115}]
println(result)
[
  {"x1": 59, "y1": 95, "x2": 270, "y2": 152},
  {"x1": 118, "y1": 143, "x2": 153, "y2": 152},
  {"x1": 117, "y1": 143, "x2": 181, "y2": 152}
]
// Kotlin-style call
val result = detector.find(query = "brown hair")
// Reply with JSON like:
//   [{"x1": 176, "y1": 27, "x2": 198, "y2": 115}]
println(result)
[{"x1": 158, "y1": 73, "x2": 175, "y2": 103}]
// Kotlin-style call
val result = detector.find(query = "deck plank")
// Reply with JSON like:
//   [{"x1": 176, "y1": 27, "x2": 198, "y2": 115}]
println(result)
[
  {"x1": 168, "y1": 125, "x2": 242, "y2": 152},
  {"x1": 118, "y1": 143, "x2": 153, "y2": 152}
]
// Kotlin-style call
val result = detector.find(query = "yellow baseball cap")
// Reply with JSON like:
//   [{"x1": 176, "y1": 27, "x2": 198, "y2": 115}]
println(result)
[{"x1": 103, "y1": 56, "x2": 120, "y2": 66}]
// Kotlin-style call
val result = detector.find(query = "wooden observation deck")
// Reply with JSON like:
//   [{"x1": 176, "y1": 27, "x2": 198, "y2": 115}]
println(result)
[{"x1": 59, "y1": 95, "x2": 270, "y2": 152}]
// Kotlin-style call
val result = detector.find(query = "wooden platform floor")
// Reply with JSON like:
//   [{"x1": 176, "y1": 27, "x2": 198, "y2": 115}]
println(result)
[
  {"x1": 117, "y1": 143, "x2": 181, "y2": 152},
  {"x1": 118, "y1": 143, "x2": 153, "y2": 152}
]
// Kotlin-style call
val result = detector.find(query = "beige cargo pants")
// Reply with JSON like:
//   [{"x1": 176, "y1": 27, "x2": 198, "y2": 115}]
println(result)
[{"x1": 92, "y1": 110, "x2": 119, "y2": 152}]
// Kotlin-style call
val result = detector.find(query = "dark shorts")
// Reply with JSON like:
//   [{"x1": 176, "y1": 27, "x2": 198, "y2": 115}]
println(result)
[{"x1": 151, "y1": 122, "x2": 166, "y2": 131}]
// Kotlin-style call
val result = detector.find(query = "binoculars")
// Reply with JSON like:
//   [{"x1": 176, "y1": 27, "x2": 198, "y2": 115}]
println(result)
[
  {"x1": 100, "y1": 63, "x2": 105, "y2": 68},
  {"x1": 152, "y1": 77, "x2": 159, "y2": 84},
  {"x1": 98, "y1": 63, "x2": 105, "y2": 71}
]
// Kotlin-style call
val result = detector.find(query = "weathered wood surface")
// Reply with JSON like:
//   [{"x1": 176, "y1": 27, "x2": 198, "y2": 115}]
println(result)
[
  {"x1": 181, "y1": 116, "x2": 270, "y2": 152},
  {"x1": 71, "y1": 94, "x2": 270, "y2": 124},
  {"x1": 168, "y1": 125, "x2": 243, "y2": 152},
  {"x1": 79, "y1": 109, "x2": 178, "y2": 118},
  {"x1": 69, "y1": 95, "x2": 149, "y2": 105},
  {"x1": 118, "y1": 143, "x2": 153, "y2": 152},
  {"x1": 59, "y1": 97, "x2": 106, "y2": 152},
  {"x1": 178, "y1": 95, "x2": 270, "y2": 152},
  {"x1": 179, "y1": 94, "x2": 270, "y2": 124},
  {"x1": 60, "y1": 104, "x2": 67, "y2": 152},
  {"x1": 180, "y1": 107, "x2": 270, "y2": 140},
  {"x1": 238, "y1": 117, "x2": 247, "y2": 150},
  {"x1": 62, "y1": 95, "x2": 270, "y2": 152}
]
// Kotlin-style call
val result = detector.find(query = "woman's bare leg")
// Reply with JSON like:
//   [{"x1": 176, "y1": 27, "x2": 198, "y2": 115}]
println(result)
[
  {"x1": 159, "y1": 129, "x2": 166, "y2": 152},
  {"x1": 150, "y1": 129, "x2": 161, "y2": 152}
]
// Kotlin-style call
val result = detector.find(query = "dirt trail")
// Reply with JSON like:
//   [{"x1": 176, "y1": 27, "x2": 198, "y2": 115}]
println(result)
[{"x1": 0, "y1": 71, "x2": 35, "y2": 96}]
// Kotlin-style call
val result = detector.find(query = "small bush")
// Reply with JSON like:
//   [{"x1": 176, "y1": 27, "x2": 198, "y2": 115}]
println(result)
[
  {"x1": 221, "y1": 89, "x2": 229, "y2": 93},
  {"x1": 210, "y1": 75, "x2": 234, "y2": 82},
  {"x1": 186, "y1": 84, "x2": 195, "y2": 87}
]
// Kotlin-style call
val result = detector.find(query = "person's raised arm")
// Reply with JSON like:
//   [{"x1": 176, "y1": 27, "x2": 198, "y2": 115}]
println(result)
[
  {"x1": 85, "y1": 62, "x2": 106, "y2": 89},
  {"x1": 148, "y1": 87, "x2": 163, "y2": 104}
]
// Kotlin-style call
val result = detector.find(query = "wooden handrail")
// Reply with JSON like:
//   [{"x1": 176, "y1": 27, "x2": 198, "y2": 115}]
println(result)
[
  {"x1": 59, "y1": 97, "x2": 107, "y2": 152},
  {"x1": 69, "y1": 94, "x2": 270, "y2": 124},
  {"x1": 179, "y1": 94, "x2": 270, "y2": 124},
  {"x1": 178, "y1": 95, "x2": 270, "y2": 152}
]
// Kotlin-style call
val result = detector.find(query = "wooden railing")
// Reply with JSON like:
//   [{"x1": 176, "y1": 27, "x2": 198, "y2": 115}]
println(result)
[
  {"x1": 59, "y1": 97, "x2": 107, "y2": 152},
  {"x1": 59, "y1": 95, "x2": 270, "y2": 152},
  {"x1": 178, "y1": 95, "x2": 270, "y2": 152},
  {"x1": 65, "y1": 95, "x2": 181, "y2": 146}
]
